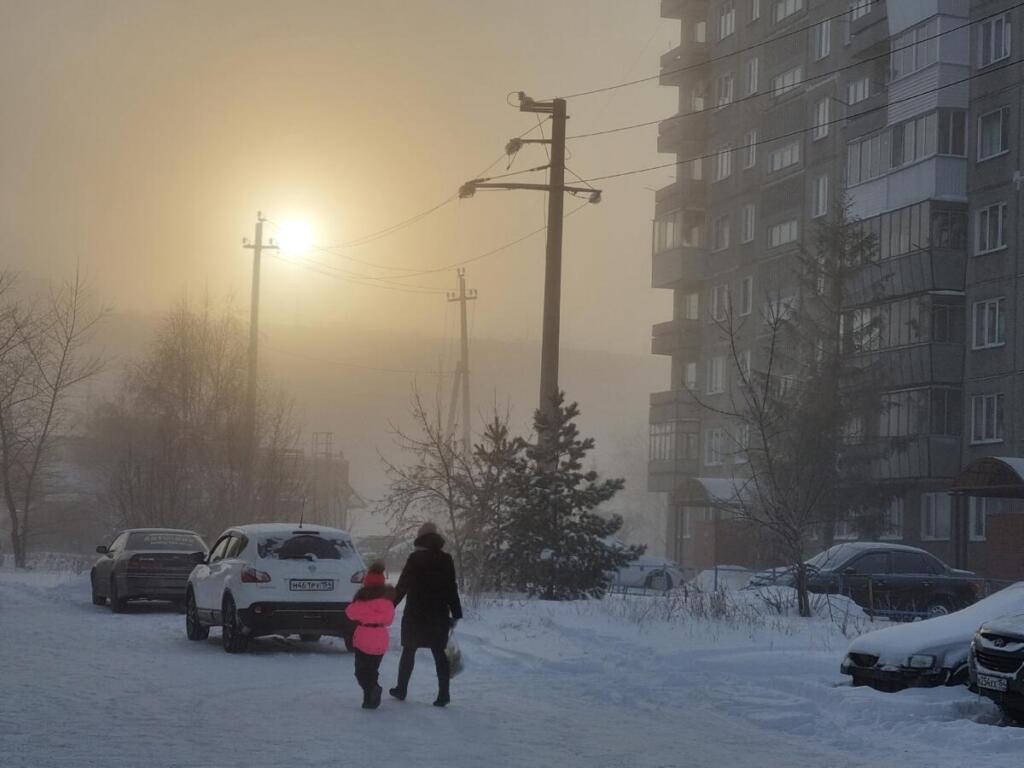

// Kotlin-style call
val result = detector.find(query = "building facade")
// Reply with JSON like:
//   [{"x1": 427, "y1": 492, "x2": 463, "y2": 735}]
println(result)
[{"x1": 648, "y1": 0, "x2": 1024, "y2": 579}]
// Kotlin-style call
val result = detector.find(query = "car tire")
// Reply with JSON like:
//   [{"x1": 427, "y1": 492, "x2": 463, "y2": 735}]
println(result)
[
  {"x1": 925, "y1": 599, "x2": 952, "y2": 619},
  {"x1": 185, "y1": 590, "x2": 209, "y2": 641},
  {"x1": 109, "y1": 576, "x2": 127, "y2": 613},
  {"x1": 1000, "y1": 704, "x2": 1024, "y2": 725},
  {"x1": 645, "y1": 571, "x2": 673, "y2": 591},
  {"x1": 221, "y1": 594, "x2": 249, "y2": 653},
  {"x1": 90, "y1": 572, "x2": 106, "y2": 606},
  {"x1": 299, "y1": 634, "x2": 321, "y2": 643}
]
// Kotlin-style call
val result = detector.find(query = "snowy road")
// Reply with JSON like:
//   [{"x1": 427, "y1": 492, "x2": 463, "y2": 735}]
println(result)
[{"x1": 2, "y1": 569, "x2": 1021, "y2": 768}]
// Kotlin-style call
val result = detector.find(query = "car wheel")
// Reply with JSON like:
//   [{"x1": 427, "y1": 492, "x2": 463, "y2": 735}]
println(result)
[
  {"x1": 926, "y1": 600, "x2": 952, "y2": 619},
  {"x1": 645, "y1": 571, "x2": 672, "y2": 591},
  {"x1": 298, "y1": 634, "x2": 321, "y2": 643},
  {"x1": 1000, "y1": 705, "x2": 1024, "y2": 725},
  {"x1": 109, "y1": 576, "x2": 127, "y2": 613},
  {"x1": 185, "y1": 590, "x2": 209, "y2": 641},
  {"x1": 221, "y1": 595, "x2": 249, "y2": 653},
  {"x1": 90, "y1": 572, "x2": 106, "y2": 606}
]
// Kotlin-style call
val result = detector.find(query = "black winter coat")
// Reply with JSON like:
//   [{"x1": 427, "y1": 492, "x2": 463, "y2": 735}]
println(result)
[{"x1": 394, "y1": 532, "x2": 463, "y2": 649}]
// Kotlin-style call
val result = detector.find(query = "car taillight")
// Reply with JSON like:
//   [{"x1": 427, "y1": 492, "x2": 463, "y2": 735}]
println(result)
[
  {"x1": 241, "y1": 566, "x2": 272, "y2": 583},
  {"x1": 351, "y1": 570, "x2": 366, "y2": 584}
]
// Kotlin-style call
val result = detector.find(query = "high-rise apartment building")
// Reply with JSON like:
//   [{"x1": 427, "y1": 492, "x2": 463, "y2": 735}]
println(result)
[{"x1": 647, "y1": 1, "x2": 1012, "y2": 575}]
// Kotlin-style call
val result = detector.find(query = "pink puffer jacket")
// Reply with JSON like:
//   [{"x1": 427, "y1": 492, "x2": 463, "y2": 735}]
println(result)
[{"x1": 345, "y1": 598, "x2": 395, "y2": 656}]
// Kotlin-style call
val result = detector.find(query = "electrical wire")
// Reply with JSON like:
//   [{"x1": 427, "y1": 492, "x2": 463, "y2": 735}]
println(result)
[
  {"x1": 554, "y1": 0, "x2": 886, "y2": 100},
  {"x1": 575, "y1": 55, "x2": 1024, "y2": 184},
  {"x1": 566, "y1": 2, "x2": 1024, "y2": 141}
]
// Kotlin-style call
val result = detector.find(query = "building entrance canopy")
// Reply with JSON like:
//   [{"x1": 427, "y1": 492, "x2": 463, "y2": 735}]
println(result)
[{"x1": 951, "y1": 457, "x2": 1024, "y2": 499}]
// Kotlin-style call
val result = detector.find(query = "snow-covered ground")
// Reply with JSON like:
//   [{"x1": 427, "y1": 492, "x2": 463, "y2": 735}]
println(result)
[{"x1": 2, "y1": 567, "x2": 1023, "y2": 768}]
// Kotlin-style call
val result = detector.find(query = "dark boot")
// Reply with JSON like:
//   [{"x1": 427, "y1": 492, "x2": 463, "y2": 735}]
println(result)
[
  {"x1": 432, "y1": 646, "x2": 450, "y2": 707},
  {"x1": 366, "y1": 684, "x2": 382, "y2": 709},
  {"x1": 391, "y1": 646, "x2": 414, "y2": 700},
  {"x1": 388, "y1": 686, "x2": 407, "y2": 701}
]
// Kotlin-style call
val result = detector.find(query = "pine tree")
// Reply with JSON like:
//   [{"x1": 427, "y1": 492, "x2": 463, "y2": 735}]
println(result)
[{"x1": 501, "y1": 392, "x2": 641, "y2": 600}]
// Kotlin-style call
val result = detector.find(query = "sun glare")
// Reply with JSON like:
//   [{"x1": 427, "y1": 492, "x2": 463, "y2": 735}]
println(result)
[{"x1": 276, "y1": 218, "x2": 314, "y2": 255}]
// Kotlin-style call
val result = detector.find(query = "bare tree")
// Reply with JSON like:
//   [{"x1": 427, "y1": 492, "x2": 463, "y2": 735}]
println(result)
[{"x1": 0, "y1": 271, "x2": 104, "y2": 567}]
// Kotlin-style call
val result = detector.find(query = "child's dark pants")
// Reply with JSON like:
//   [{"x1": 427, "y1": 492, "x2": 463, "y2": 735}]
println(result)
[{"x1": 354, "y1": 650, "x2": 384, "y2": 701}]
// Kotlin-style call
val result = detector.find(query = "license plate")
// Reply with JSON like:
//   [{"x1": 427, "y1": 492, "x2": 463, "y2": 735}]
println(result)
[
  {"x1": 289, "y1": 579, "x2": 334, "y2": 592},
  {"x1": 978, "y1": 674, "x2": 1008, "y2": 692}
]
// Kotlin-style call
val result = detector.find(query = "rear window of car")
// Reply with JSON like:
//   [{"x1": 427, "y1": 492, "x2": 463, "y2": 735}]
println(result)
[
  {"x1": 257, "y1": 533, "x2": 357, "y2": 560},
  {"x1": 127, "y1": 532, "x2": 205, "y2": 551}
]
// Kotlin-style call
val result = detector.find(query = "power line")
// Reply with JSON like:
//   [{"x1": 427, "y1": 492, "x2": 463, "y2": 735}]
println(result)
[
  {"x1": 576, "y1": 55, "x2": 1024, "y2": 184},
  {"x1": 566, "y1": 2, "x2": 1024, "y2": 141},
  {"x1": 555, "y1": 0, "x2": 885, "y2": 100}
]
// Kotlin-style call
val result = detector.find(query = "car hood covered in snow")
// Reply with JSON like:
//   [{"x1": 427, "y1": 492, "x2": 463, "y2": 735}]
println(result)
[
  {"x1": 978, "y1": 610, "x2": 1024, "y2": 638},
  {"x1": 848, "y1": 582, "x2": 1024, "y2": 668}
]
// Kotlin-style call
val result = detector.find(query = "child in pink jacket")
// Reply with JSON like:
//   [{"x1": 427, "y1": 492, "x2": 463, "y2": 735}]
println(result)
[{"x1": 345, "y1": 561, "x2": 396, "y2": 709}]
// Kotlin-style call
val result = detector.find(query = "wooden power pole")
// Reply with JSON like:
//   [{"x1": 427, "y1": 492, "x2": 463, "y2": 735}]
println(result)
[{"x1": 445, "y1": 268, "x2": 477, "y2": 455}]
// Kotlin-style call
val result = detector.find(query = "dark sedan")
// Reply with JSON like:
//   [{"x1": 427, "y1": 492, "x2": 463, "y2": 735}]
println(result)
[
  {"x1": 91, "y1": 528, "x2": 207, "y2": 612},
  {"x1": 755, "y1": 542, "x2": 980, "y2": 619}
]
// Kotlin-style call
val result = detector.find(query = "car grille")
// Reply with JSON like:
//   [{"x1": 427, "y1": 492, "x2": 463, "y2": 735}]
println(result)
[
  {"x1": 848, "y1": 653, "x2": 879, "y2": 668},
  {"x1": 975, "y1": 648, "x2": 1024, "y2": 675}
]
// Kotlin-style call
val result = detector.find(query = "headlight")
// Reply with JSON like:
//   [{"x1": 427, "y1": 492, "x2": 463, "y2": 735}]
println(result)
[{"x1": 907, "y1": 654, "x2": 936, "y2": 670}]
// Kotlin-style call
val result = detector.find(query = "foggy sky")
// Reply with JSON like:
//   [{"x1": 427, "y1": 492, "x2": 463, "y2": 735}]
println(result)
[{"x1": 1, "y1": 0, "x2": 675, "y2": 355}]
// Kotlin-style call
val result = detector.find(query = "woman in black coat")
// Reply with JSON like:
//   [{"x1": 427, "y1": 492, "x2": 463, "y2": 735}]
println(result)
[{"x1": 389, "y1": 522, "x2": 463, "y2": 707}]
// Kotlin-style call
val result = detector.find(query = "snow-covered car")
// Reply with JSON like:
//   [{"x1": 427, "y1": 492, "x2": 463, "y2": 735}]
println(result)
[
  {"x1": 611, "y1": 551, "x2": 684, "y2": 591},
  {"x1": 185, "y1": 523, "x2": 366, "y2": 653},
  {"x1": 91, "y1": 528, "x2": 207, "y2": 612},
  {"x1": 841, "y1": 582, "x2": 1024, "y2": 692},
  {"x1": 969, "y1": 609, "x2": 1024, "y2": 722}
]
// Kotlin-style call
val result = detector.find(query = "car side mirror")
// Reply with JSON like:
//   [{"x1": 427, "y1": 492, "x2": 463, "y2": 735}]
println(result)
[{"x1": 96, "y1": 545, "x2": 108, "y2": 554}]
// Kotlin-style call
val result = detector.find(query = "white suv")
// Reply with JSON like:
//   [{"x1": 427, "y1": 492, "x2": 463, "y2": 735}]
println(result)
[{"x1": 185, "y1": 523, "x2": 366, "y2": 653}]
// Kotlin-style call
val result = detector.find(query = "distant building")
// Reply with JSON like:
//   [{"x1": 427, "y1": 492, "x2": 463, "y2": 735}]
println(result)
[{"x1": 650, "y1": 1, "x2": 1024, "y2": 580}]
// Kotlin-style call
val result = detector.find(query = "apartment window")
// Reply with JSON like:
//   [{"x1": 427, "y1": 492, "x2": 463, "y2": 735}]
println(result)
[
  {"x1": 681, "y1": 292, "x2": 700, "y2": 320},
  {"x1": 743, "y1": 130, "x2": 757, "y2": 167},
  {"x1": 811, "y1": 175, "x2": 828, "y2": 218},
  {"x1": 739, "y1": 276, "x2": 753, "y2": 315},
  {"x1": 834, "y1": 515, "x2": 858, "y2": 541},
  {"x1": 704, "y1": 428, "x2": 725, "y2": 465},
  {"x1": 969, "y1": 498, "x2": 987, "y2": 541},
  {"x1": 976, "y1": 202, "x2": 1007, "y2": 254},
  {"x1": 653, "y1": 212, "x2": 678, "y2": 253},
  {"x1": 686, "y1": 157, "x2": 704, "y2": 180},
  {"x1": 750, "y1": 0, "x2": 760, "y2": 21},
  {"x1": 765, "y1": 295, "x2": 798, "y2": 323},
  {"x1": 891, "y1": 111, "x2": 938, "y2": 167},
  {"x1": 890, "y1": 19, "x2": 938, "y2": 80},
  {"x1": 847, "y1": 77, "x2": 869, "y2": 104},
  {"x1": 740, "y1": 203, "x2": 756, "y2": 243},
  {"x1": 938, "y1": 109, "x2": 967, "y2": 156},
  {"x1": 745, "y1": 57, "x2": 759, "y2": 95},
  {"x1": 649, "y1": 422, "x2": 675, "y2": 461},
  {"x1": 880, "y1": 497, "x2": 904, "y2": 540},
  {"x1": 690, "y1": 84, "x2": 706, "y2": 112},
  {"x1": 711, "y1": 284, "x2": 730, "y2": 321},
  {"x1": 734, "y1": 423, "x2": 750, "y2": 463},
  {"x1": 714, "y1": 147, "x2": 733, "y2": 181},
  {"x1": 768, "y1": 219, "x2": 798, "y2": 247},
  {"x1": 712, "y1": 215, "x2": 731, "y2": 251},
  {"x1": 812, "y1": 19, "x2": 831, "y2": 60},
  {"x1": 694, "y1": 20, "x2": 707, "y2": 43},
  {"x1": 768, "y1": 140, "x2": 800, "y2": 172},
  {"x1": 979, "y1": 14, "x2": 1011, "y2": 68},
  {"x1": 852, "y1": 201, "x2": 966, "y2": 259},
  {"x1": 715, "y1": 73, "x2": 735, "y2": 107},
  {"x1": 707, "y1": 357, "x2": 727, "y2": 394},
  {"x1": 921, "y1": 493, "x2": 951, "y2": 541},
  {"x1": 738, "y1": 349, "x2": 752, "y2": 378},
  {"x1": 682, "y1": 361, "x2": 697, "y2": 390},
  {"x1": 773, "y1": 0, "x2": 803, "y2": 23},
  {"x1": 772, "y1": 66, "x2": 803, "y2": 96},
  {"x1": 812, "y1": 98, "x2": 830, "y2": 140},
  {"x1": 971, "y1": 393, "x2": 1004, "y2": 443},
  {"x1": 931, "y1": 300, "x2": 966, "y2": 344},
  {"x1": 930, "y1": 388, "x2": 962, "y2": 436},
  {"x1": 878, "y1": 387, "x2": 961, "y2": 437},
  {"x1": 849, "y1": 0, "x2": 870, "y2": 21},
  {"x1": 978, "y1": 107, "x2": 1010, "y2": 160},
  {"x1": 720, "y1": 1, "x2": 736, "y2": 39},
  {"x1": 973, "y1": 297, "x2": 1006, "y2": 349}
]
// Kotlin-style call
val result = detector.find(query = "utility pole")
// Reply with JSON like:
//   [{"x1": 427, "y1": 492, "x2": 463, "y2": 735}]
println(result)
[
  {"x1": 459, "y1": 93, "x2": 600, "y2": 435},
  {"x1": 242, "y1": 211, "x2": 278, "y2": 495},
  {"x1": 445, "y1": 268, "x2": 477, "y2": 455}
]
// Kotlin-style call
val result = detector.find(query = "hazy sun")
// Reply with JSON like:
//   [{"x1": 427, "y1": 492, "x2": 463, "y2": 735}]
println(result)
[{"x1": 276, "y1": 219, "x2": 314, "y2": 255}]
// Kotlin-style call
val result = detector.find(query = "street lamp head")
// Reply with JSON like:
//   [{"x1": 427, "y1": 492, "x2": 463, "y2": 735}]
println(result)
[
  {"x1": 506, "y1": 137, "x2": 524, "y2": 157},
  {"x1": 458, "y1": 180, "x2": 478, "y2": 199},
  {"x1": 589, "y1": 190, "x2": 602, "y2": 204}
]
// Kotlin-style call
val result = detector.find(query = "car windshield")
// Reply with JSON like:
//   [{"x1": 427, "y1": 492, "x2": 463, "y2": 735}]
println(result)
[
  {"x1": 257, "y1": 533, "x2": 356, "y2": 560},
  {"x1": 126, "y1": 532, "x2": 205, "y2": 551},
  {"x1": 804, "y1": 545, "x2": 855, "y2": 572}
]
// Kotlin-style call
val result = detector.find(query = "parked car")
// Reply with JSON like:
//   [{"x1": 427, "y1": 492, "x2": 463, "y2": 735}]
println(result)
[
  {"x1": 841, "y1": 582, "x2": 1024, "y2": 692},
  {"x1": 91, "y1": 528, "x2": 208, "y2": 612},
  {"x1": 753, "y1": 542, "x2": 979, "y2": 619},
  {"x1": 185, "y1": 523, "x2": 366, "y2": 653},
  {"x1": 609, "y1": 545, "x2": 684, "y2": 591},
  {"x1": 969, "y1": 605, "x2": 1024, "y2": 722}
]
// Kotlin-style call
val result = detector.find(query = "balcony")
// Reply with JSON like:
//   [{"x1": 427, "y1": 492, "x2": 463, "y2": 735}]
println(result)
[
  {"x1": 660, "y1": 43, "x2": 708, "y2": 88},
  {"x1": 648, "y1": 457, "x2": 700, "y2": 492},
  {"x1": 649, "y1": 389, "x2": 702, "y2": 424},
  {"x1": 844, "y1": 248, "x2": 965, "y2": 305},
  {"x1": 847, "y1": 342, "x2": 964, "y2": 387},
  {"x1": 654, "y1": 179, "x2": 706, "y2": 219},
  {"x1": 657, "y1": 112, "x2": 707, "y2": 155},
  {"x1": 871, "y1": 435, "x2": 961, "y2": 480},
  {"x1": 660, "y1": 0, "x2": 686, "y2": 19},
  {"x1": 652, "y1": 245, "x2": 707, "y2": 289},
  {"x1": 651, "y1": 317, "x2": 701, "y2": 356}
]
